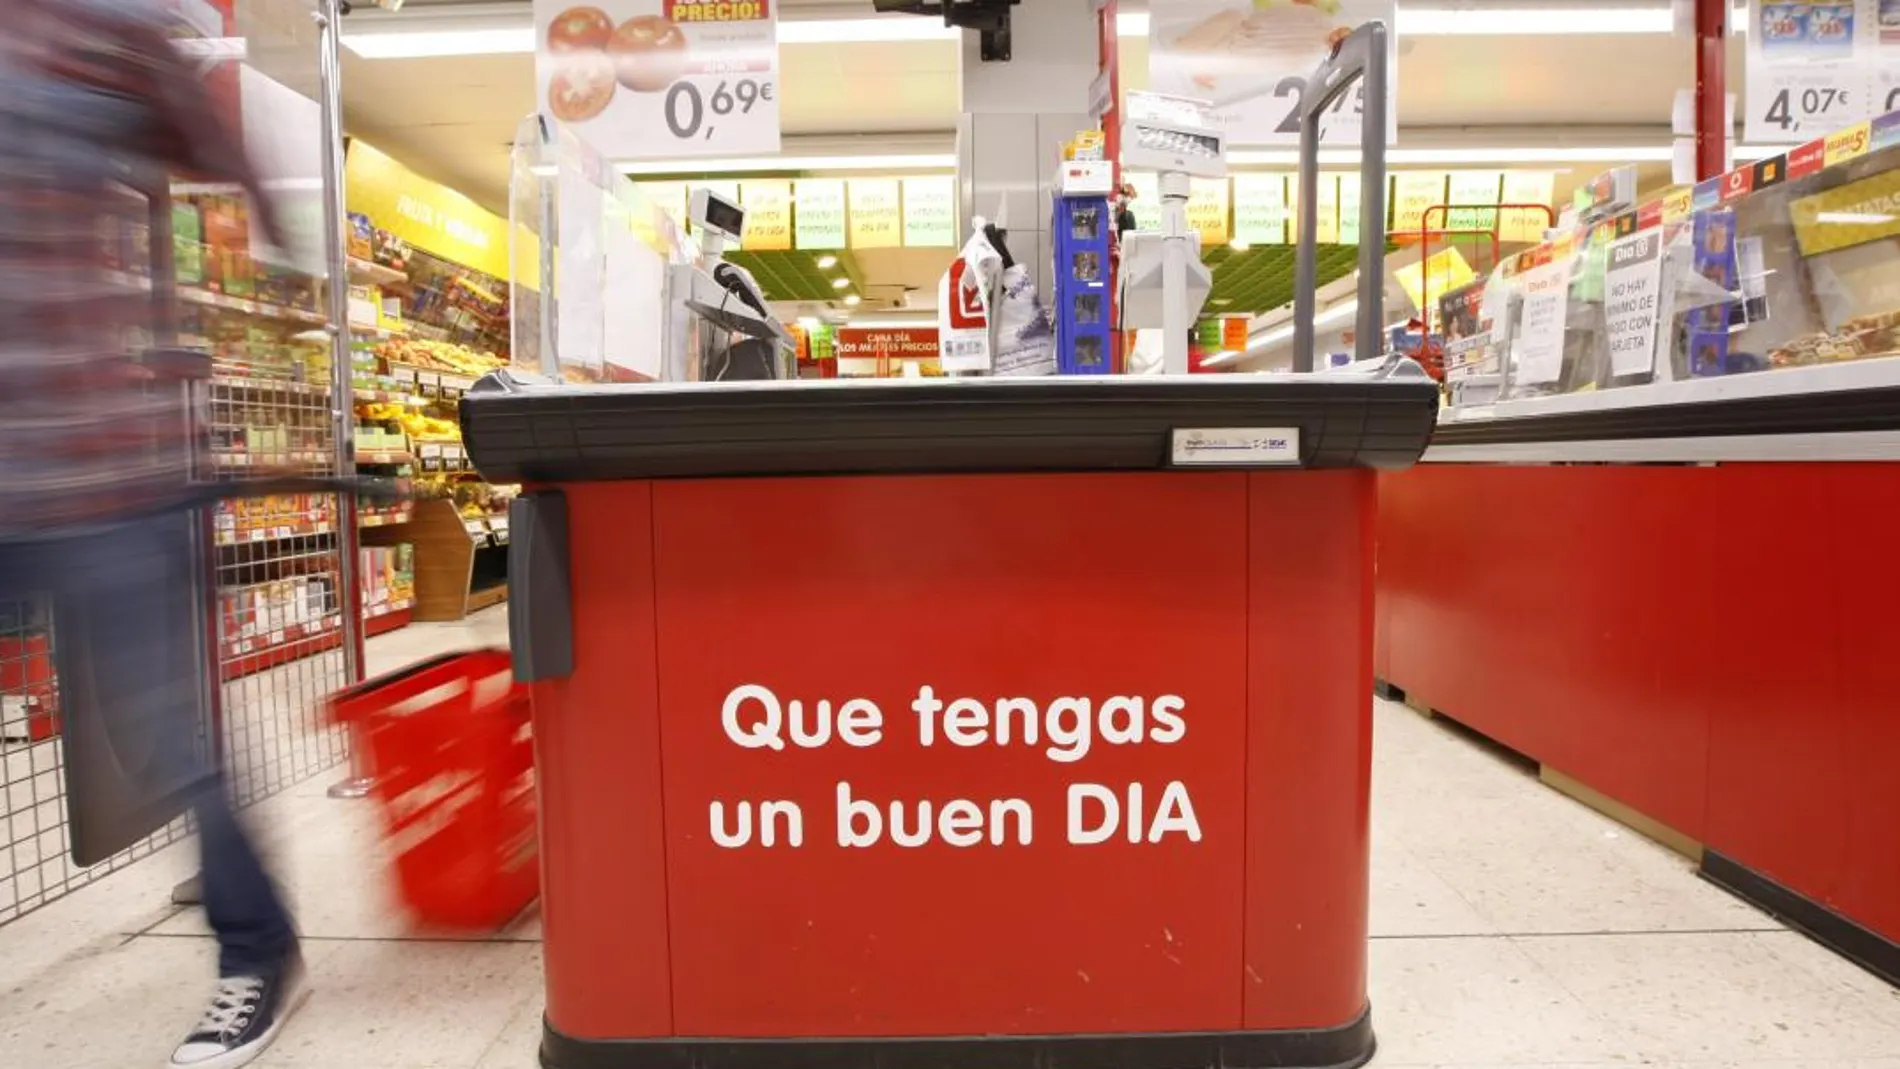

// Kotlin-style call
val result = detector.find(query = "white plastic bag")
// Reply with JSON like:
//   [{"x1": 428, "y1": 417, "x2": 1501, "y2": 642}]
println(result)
[{"x1": 990, "y1": 263, "x2": 1056, "y2": 377}]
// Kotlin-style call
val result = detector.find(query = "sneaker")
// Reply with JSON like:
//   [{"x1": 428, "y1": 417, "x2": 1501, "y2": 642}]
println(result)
[{"x1": 168, "y1": 956, "x2": 308, "y2": 1069}]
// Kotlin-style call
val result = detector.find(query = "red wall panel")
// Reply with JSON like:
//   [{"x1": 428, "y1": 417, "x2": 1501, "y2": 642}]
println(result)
[{"x1": 1376, "y1": 463, "x2": 1900, "y2": 943}]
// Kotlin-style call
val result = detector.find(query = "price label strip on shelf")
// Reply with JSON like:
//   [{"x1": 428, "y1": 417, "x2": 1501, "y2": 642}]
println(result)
[
  {"x1": 1743, "y1": 0, "x2": 1898, "y2": 143},
  {"x1": 535, "y1": 0, "x2": 780, "y2": 158},
  {"x1": 1148, "y1": 0, "x2": 1397, "y2": 147}
]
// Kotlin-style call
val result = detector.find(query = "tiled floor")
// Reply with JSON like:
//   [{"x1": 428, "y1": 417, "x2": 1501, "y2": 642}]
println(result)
[{"x1": 2, "y1": 607, "x2": 1898, "y2": 1068}]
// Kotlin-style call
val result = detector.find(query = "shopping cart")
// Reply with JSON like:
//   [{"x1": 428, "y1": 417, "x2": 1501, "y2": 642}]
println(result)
[{"x1": 328, "y1": 648, "x2": 537, "y2": 931}]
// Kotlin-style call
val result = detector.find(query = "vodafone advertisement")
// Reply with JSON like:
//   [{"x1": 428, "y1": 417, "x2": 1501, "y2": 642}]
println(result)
[{"x1": 834, "y1": 328, "x2": 941, "y2": 377}]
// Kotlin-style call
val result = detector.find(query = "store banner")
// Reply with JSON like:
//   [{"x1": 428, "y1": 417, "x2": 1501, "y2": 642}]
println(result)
[
  {"x1": 1390, "y1": 172, "x2": 1446, "y2": 236},
  {"x1": 1232, "y1": 173, "x2": 1288, "y2": 245},
  {"x1": 794, "y1": 179, "x2": 847, "y2": 248},
  {"x1": 1338, "y1": 172, "x2": 1362, "y2": 244},
  {"x1": 1314, "y1": 173, "x2": 1340, "y2": 244},
  {"x1": 1446, "y1": 171, "x2": 1502, "y2": 232},
  {"x1": 902, "y1": 177, "x2": 958, "y2": 247},
  {"x1": 535, "y1": 0, "x2": 780, "y2": 159},
  {"x1": 848, "y1": 179, "x2": 903, "y2": 249},
  {"x1": 740, "y1": 180, "x2": 792, "y2": 250},
  {"x1": 1603, "y1": 229, "x2": 1666, "y2": 378},
  {"x1": 344, "y1": 141, "x2": 512, "y2": 280},
  {"x1": 1187, "y1": 178, "x2": 1232, "y2": 245},
  {"x1": 1148, "y1": 0, "x2": 1397, "y2": 146},
  {"x1": 1497, "y1": 171, "x2": 1557, "y2": 243},
  {"x1": 834, "y1": 327, "x2": 941, "y2": 376}
]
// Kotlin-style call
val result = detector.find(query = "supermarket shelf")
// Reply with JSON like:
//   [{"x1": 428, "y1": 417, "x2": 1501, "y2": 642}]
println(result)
[
  {"x1": 349, "y1": 257, "x2": 407, "y2": 287},
  {"x1": 214, "y1": 450, "x2": 332, "y2": 468},
  {"x1": 467, "y1": 584, "x2": 508, "y2": 614},
  {"x1": 181, "y1": 286, "x2": 327, "y2": 328},
  {"x1": 365, "y1": 606, "x2": 414, "y2": 638},
  {"x1": 212, "y1": 376, "x2": 328, "y2": 397},
  {"x1": 218, "y1": 598, "x2": 416, "y2": 682},
  {"x1": 353, "y1": 387, "x2": 427, "y2": 405},
  {"x1": 220, "y1": 614, "x2": 341, "y2": 682},
  {"x1": 214, "y1": 506, "x2": 413, "y2": 546},
  {"x1": 357, "y1": 450, "x2": 416, "y2": 466},
  {"x1": 217, "y1": 521, "x2": 334, "y2": 546}
]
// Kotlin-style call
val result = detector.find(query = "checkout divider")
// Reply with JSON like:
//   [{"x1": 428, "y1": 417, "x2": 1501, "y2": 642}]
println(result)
[{"x1": 471, "y1": 25, "x2": 1434, "y2": 1069}]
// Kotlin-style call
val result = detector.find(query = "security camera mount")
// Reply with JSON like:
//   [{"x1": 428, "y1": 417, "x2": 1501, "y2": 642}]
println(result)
[{"x1": 871, "y1": 0, "x2": 1019, "y2": 61}]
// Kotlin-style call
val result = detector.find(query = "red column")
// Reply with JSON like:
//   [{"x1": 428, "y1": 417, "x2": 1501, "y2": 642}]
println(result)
[{"x1": 1696, "y1": 0, "x2": 1728, "y2": 180}]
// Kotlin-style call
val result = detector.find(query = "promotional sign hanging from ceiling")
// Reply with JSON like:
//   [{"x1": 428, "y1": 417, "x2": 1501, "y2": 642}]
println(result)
[
  {"x1": 536, "y1": 0, "x2": 780, "y2": 159},
  {"x1": 1147, "y1": 0, "x2": 1398, "y2": 147},
  {"x1": 1743, "y1": 0, "x2": 1900, "y2": 143}
]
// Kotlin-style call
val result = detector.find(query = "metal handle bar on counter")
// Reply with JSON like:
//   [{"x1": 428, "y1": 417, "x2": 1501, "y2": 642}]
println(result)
[{"x1": 1294, "y1": 20, "x2": 1389, "y2": 374}]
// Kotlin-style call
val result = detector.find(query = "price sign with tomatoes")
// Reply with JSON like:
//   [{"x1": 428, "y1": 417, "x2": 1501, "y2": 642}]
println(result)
[
  {"x1": 1148, "y1": 0, "x2": 1397, "y2": 147},
  {"x1": 537, "y1": 0, "x2": 780, "y2": 159}
]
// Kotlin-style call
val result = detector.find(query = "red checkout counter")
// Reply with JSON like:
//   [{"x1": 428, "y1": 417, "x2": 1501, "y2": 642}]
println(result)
[{"x1": 461, "y1": 374, "x2": 1437, "y2": 1069}]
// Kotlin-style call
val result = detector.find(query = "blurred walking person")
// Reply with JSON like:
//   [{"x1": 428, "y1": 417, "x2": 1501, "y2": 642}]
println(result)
[{"x1": 0, "y1": 3, "x2": 306, "y2": 1066}]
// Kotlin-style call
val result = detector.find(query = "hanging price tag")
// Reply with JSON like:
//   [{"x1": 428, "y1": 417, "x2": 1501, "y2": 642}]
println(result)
[
  {"x1": 536, "y1": 0, "x2": 781, "y2": 158},
  {"x1": 1148, "y1": 0, "x2": 1396, "y2": 146},
  {"x1": 1743, "y1": 0, "x2": 1874, "y2": 143},
  {"x1": 1750, "y1": 68, "x2": 1861, "y2": 141}
]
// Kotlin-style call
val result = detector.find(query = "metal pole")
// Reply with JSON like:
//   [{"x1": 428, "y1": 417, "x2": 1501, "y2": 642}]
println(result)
[
  {"x1": 1294, "y1": 22, "x2": 1387, "y2": 372},
  {"x1": 1159, "y1": 172, "x2": 1190, "y2": 375},
  {"x1": 1695, "y1": 0, "x2": 1728, "y2": 181},
  {"x1": 316, "y1": 0, "x2": 372, "y2": 799}
]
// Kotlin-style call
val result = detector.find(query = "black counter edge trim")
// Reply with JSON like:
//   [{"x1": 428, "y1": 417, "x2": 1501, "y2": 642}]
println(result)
[
  {"x1": 1700, "y1": 851, "x2": 1900, "y2": 988},
  {"x1": 540, "y1": 1011, "x2": 1375, "y2": 1069},
  {"x1": 1433, "y1": 385, "x2": 1900, "y2": 447},
  {"x1": 462, "y1": 382, "x2": 1437, "y2": 482}
]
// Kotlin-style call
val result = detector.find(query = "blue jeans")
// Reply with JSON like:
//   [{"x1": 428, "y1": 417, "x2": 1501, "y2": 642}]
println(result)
[{"x1": 0, "y1": 515, "x2": 296, "y2": 977}]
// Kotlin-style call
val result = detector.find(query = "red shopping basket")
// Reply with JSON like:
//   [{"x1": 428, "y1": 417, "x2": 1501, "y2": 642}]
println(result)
[{"x1": 329, "y1": 649, "x2": 536, "y2": 931}]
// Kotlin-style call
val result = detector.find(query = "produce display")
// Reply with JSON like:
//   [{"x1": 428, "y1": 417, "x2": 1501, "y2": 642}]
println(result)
[{"x1": 377, "y1": 337, "x2": 507, "y2": 379}]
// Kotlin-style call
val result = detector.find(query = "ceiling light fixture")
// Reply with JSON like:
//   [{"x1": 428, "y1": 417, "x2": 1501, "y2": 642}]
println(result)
[
  {"x1": 342, "y1": 26, "x2": 532, "y2": 59},
  {"x1": 778, "y1": 18, "x2": 957, "y2": 44},
  {"x1": 831, "y1": 277, "x2": 851, "y2": 289},
  {"x1": 617, "y1": 153, "x2": 956, "y2": 175},
  {"x1": 816, "y1": 255, "x2": 839, "y2": 269},
  {"x1": 1117, "y1": 5, "x2": 1735, "y2": 38},
  {"x1": 1229, "y1": 145, "x2": 1674, "y2": 166},
  {"x1": 344, "y1": 4, "x2": 1742, "y2": 59},
  {"x1": 844, "y1": 294, "x2": 862, "y2": 306}
]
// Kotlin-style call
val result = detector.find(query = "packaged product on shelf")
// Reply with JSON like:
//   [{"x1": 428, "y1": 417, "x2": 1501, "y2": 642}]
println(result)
[
  {"x1": 173, "y1": 201, "x2": 204, "y2": 286},
  {"x1": 348, "y1": 212, "x2": 375, "y2": 261},
  {"x1": 1688, "y1": 209, "x2": 1745, "y2": 376}
]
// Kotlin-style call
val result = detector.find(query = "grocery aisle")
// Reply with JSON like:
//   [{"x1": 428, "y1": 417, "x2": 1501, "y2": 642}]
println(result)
[{"x1": 0, "y1": 615, "x2": 1896, "y2": 1067}]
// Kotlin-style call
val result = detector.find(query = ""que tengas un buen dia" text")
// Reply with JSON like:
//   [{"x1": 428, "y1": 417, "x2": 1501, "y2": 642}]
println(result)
[{"x1": 707, "y1": 684, "x2": 1203, "y2": 850}]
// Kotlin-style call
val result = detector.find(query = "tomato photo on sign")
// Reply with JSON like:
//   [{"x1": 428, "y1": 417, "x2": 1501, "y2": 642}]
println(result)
[
  {"x1": 547, "y1": 6, "x2": 615, "y2": 51},
  {"x1": 549, "y1": 51, "x2": 617, "y2": 121},
  {"x1": 609, "y1": 15, "x2": 691, "y2": 93}
]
